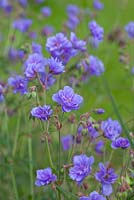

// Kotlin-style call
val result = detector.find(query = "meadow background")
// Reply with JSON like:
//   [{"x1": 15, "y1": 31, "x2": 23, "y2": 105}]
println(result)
[{"x1": 0, "y1": 0, "x2": 134, "y2": 199}]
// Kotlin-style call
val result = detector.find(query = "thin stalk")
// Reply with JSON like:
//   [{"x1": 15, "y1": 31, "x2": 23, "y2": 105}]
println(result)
[
  {"x1": 28, "y1": 137, "x2": 34, "y2": 200},
  {"x1": 10, "y1": 167, "x2": 19, "y2": 200},
  {"x1": 58, "y1": 128, "x2": 61, "y2": 183},
  {"x1": 4, "y1": 107, "x2": 10, "y2": 152},
  {"x1": 58, "y1": 112, "x2": 64, "y2": 180},
  {"x1": 12, "y1": 110, "x2": 21, "y2": 157},
  {"x1": 46, "y1": 135, "x2": 54, "y2": 169},
  {"x1": 102, "y1": 75, "x2": 134, "y2": 148}
]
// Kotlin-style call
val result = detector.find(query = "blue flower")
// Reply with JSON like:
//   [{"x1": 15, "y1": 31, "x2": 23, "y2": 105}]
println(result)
[
  {"x1": 41, "y1": 6, "x2": 51, "y2": 17},
  {"x1": 24, "y1": 53, "x2": 46, "y2": 79},
  {"x1": 95, "y1": 140, "x2": 104, "y2": 154},
  {"x1": 95, "y1": 163, "x2": 118, "y2": 196},
  {"x1": 39, "y1": 72, "x2": 56, "y2": 89},
  {"x1": 69, "y1": 154, "x2": 94, "y2": 184},
  {"x1": 66, "y1": 4, "x2": 80, "y2": 15},
  {"x1": 52, "y1": 86, "x2": 83, "y2": 112},
  {"x1": 61, "y1": 134, "x2": 73, "y2": 151},
  {"x1": 18, "y1": 0, "x2": 28, "y2": 7},
  {"x1": 80, "y1": 191, "x2": 106, "y2": 200},
  {"x1": 31, "y1": 105, "x2": 53, "y2": 121},
  {"x1": 48, "y1": 57, "x2": 65, "y2": 75},
  {"x1": 8, "y1": 75, "x2": 28, "y2": 95},
  {"x1": 93, "y1": 0, "x2": 104, "y2": 11},
  {"x1": 81, "y1": 55, "x2": 105, "y2": 77},
  {"x1": 70, "y1": 32, "x2": 86, "y2": 52},
  {"x1": 12, "y1": 18, "x2": 32, "y2": 33},
  {"x1": 46, "y1": 33, "x2": 76, "y2": 64},
  {"x1": 32, "y1": 42, "x2": 42, "y2": 54},
  {"x1": 125, "y1": 22, "x2": 134, "y2": 39},
  {"x1": 35, "y1": 167, "x2": 57, "y2": 186},
  {"x1": 111, "y1": 137, "x2": 130, "y2": 149},
  {"x1": 101, "y1": 118, "x2": 122, "y2": 141},
  {"x1": 0, "y1": 84, "x2": 5, "y2": 102},
  {"x1": 88, "y1": 20, "x2": 104, "y2": 48}
]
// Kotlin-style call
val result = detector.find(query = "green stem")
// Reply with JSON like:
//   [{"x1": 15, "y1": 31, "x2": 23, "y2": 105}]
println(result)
[
  {"x1": 10, "y1": 167, "x2": 19, "y2": 200},
  {"x1": 102, "y1": 75, "x2": 134, "y2": 148},
  {"x1": 28, "y1": 137, "x2": 34, "y2": 200},
  {"x1": 46, "y1": 135, "x2": 54, "y2": 169},
  {"x1": 12, "y1": 110, "x2": 21, "y2": 157}
]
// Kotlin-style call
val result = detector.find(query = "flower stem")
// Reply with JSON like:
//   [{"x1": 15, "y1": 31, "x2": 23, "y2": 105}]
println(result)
[
  {"x1": 12, "y1": 110, "x2": 21, "y2": 157},
  {"x1": 46, "y1": 134, "x2": 54, "y2": 169},
  {"x1": 28, "y1": 136, "x2": 34, "y2": 200},
  {"x1": 10, "y1": 167, "x2": 19, "y2": 200}
]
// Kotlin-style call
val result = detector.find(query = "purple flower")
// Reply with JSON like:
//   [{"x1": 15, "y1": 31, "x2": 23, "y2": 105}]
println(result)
[
  {"x1": 24, "y1": 53, "x2": 46, "y2": 79},
  {"x1": 32, "y1": 42, "x2": 42, "y2": 54},
  {"x1": 69, "y1": 154, "x2": 94, "y2": 184},
  {"x1": 29, "y1": 31, "x2": 37, "y2": 39},
  {"x1": 81, "y1": 55, "x2": 105, "y2": 76},
  {"x1": 41, "y1": 25, "x2": 54, "y2": 36},
  {"x1": 31, "y1": 105, "x2": 53, "y2": 121},
  {"x1": 131, "y1": 66, "x2": 134, "y2": 74},
  {"x1": 94, "y1": 108, "x2": 105, "y2": 114},
  {"x1": 95, "y1": 140, "x2": 104, "y2": 154},
  {"x1": 8, "y1": 48, "x2": 25, "y2": 61},
  {"x1": 0, "y1": 0, "x2": 8, "y2": 8},
  {"x1": 88, "y1": 20, "x2": 104, "y2": 47},
  {"x1": 101, "y1": 118, "x2": 122, "y2": 141},
  {"x1": 0, "y1": 84, "x2": 5, "y2": 102},
  {"x1": 70, "y1": 32, "x2": 86, "y2": 52},
  {"x1": 35, "y1": 167, "x2": 57, "y2": 186},
  {"x1": 88, "y1": 124, "x2": 99, "y2": 138},
  {"x1": 66, "y1": 4, "x2": 80, "y2": 15},
  {"x1": 4, "y1": 4, "x2": 12, "y2": 15},
  {"x1": 35, "y1": 0, "x2": 45, "y2": 3},
  {"x1": 93, "y1": 0, "x2": 104, "y2": 11},
  {"x1": 41, "y1": 6, "x2": 51, "y2": 17},
  {"x1": 61, "y1": 134, "x2": 73, "y2": 151},
  {"x1": 95, "y1": 162, "x2": 118, "y2": 196},
  {"x1": 8, "y1": 47, "x2": 18, "y2": 61},
  {"x1": 65, "y1": 14, "x2": 79, "y2": 30},
  {"x1": 46, "y1": 32, "x2": 75, "y2": 64},
  {"x1": 80, "y1": 191, "x2": 106, "y2": 200},
  {"x1": 111, "y1": 137, "x2": 130, "y2": 149},
  {"x1": 12, "y1": 18, "x2": 32, "y2": 33},
  {"x1": 52, "y1": 86, "x2": 83, "y2": 112},
  {"x1": 18, "y1": 0, "x2": 28, "y2": 7},
  {"x1": 48, "y1": 57, "x2": 65, "y2": 75},
  {"x1": 8, "y1": 75, "x2": 28, "y2": 95},
  {"x1": 125, "y1": 22, "x2": 134, "y2": 39},
  {"x1": 39, "y1": 72, "x2": 56, "y2": 89}
]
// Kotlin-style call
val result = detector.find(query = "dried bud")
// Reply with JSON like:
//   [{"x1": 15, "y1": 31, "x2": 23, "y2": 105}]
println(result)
[
  {"x1": 83, "y1": 182, "x2": 88, "y2": 190},
  {"x1": 68, "y1": 114, "x2": 76, "y2": 123}
]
